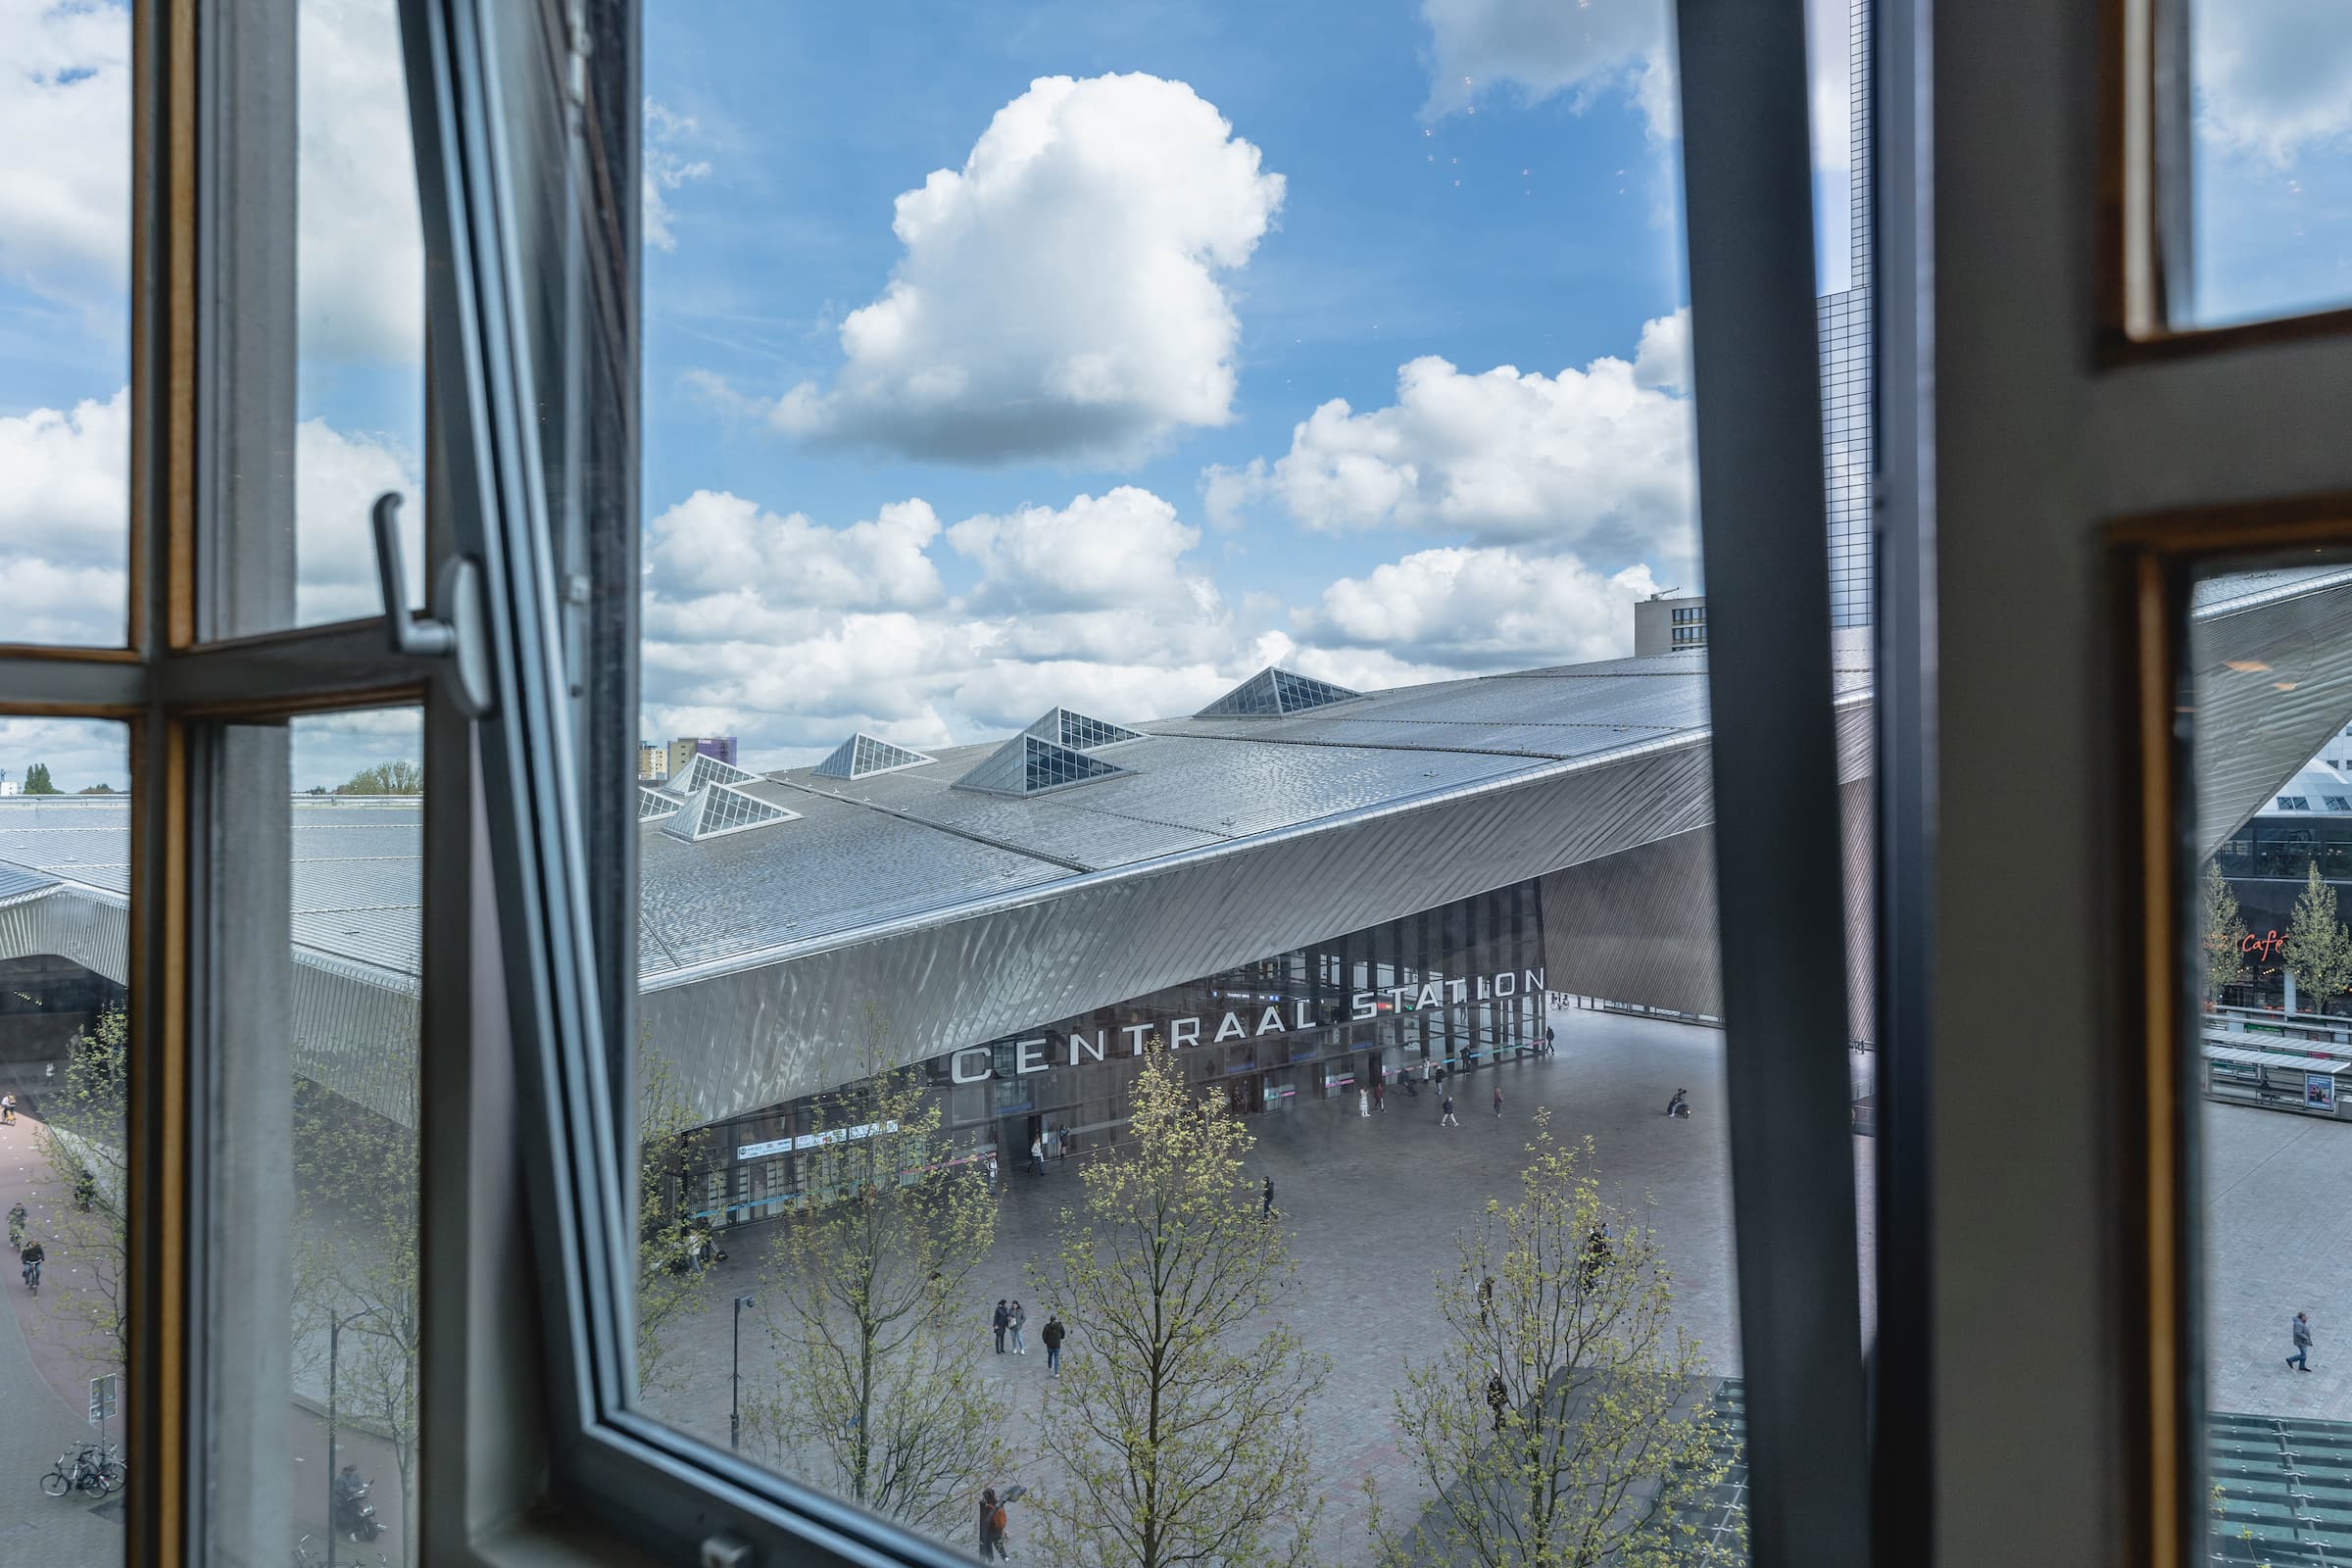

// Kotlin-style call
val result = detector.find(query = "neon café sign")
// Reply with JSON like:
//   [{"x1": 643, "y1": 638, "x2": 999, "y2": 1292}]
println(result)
[{"x1": 948, "y1": 966, "x2": 1548, "y2": 1084}]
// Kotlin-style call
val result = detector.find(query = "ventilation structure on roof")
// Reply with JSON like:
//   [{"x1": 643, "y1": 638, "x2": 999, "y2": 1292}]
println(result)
[
  {"x1": 639, "y1": 787, "x2": 681, "y2": 823},
  {"x1": 954, "y1": 733, "x2": 1133, "y2": 797},
  {"x1": 1023, "y1": 707, "x2": 1147, "y2": 751},
  {"x1": 812, "y1": 732, "x2": 937, "y2": 780},
  {"x1": 1194, "y1": 666, "x2": 1361, "y2": 719}
]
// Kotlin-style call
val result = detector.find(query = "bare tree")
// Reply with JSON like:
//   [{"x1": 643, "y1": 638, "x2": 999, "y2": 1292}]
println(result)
[
  {"x1": 746, "y1": 1019, "x2": 1009, "y2": 1541},
  {"x1": 1029, "y1": 1046, "x2": 1327, "y2": 1568},
  {"x1": 1368, "y1": 1114, "x2": 1733, "y2": 1568},
  {"x1": 29, "y1": 1004, "x2": 130, "y2": 1373}
]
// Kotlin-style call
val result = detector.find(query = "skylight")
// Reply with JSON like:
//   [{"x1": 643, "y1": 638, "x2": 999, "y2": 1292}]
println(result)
[
  {"x1": 954, "y1": 733, "x2": 1133, "y2": 797},
  {"x1": 1023, "y1": 707, "x2": 1147, "y2": 750},
  {"x1": 1195, "y1": 666, "x2": 1361, "y2": 719},
  {"x1": 812, "y1": 732, "x2": 937, "y2": 779}
]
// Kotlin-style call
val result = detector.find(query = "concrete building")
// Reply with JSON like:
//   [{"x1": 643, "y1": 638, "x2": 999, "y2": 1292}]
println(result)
[
  {"x1": 638, "y1": 743, "x2": 670, "y2": 781},
  {"x1": 1635, "y1": 595, "x2": 1708, "y2": 656},
  {"x1": 665, "y1": 735, "x2": 737, "y2": 777}
]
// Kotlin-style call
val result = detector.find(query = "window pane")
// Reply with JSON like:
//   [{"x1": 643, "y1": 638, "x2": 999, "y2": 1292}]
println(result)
[
  {"x1": 623, "y1": 2, "x2": 1876, "y2": 1559},
  {"x1": 2185, "y1": 2, "x2": 2352, "y2": 327},
  {"x1": 0, "y1": 717, "x2": 130, "y2": 1558},
  {"x1": 2191, "y1": 560, "x2": 2352, "y2": 1561},
  {"x1": 0, "y1": 3, "x2": 132, "y2": 646}
]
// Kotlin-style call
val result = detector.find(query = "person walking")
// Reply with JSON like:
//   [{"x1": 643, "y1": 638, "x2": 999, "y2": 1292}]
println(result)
[
  {"x1": 1043, "y1": 1313, "x2": 1065, "y2": 1375},
  {"x1": 1008, "y1": 1299, "x2": 1027, "y2": 1354},
  {"x1": 978, "y1": 1488, "x2": 1009, "y2": 1561},
  {"x1": 1373, "y1": 1078, "x2": 1386, "y2": 1112},
  {"x1": 993, "y1": 1299, "x2": 1009, "y2": 1353},
  {"x1": 1403, "y1": 1064, "x2": 1420, "y2": 1099},
  {"x1": 1261, "y1": 1176, "x2": 1276, "y2": 1220},
  {"x1": 1493, "y1": 1085, "x2": 1504, "y2": 1118},
  {"x1": 1031, "y1": 1134, "x2": 1045, "y2": 1174},
  {"x1": 2291, "y1": 1311, "x2": 2315, "y2": 1372},
  {"x1": 987, "y1": 1152, "x2": 1000, "y2": 1195},
  {"x1": 1441, "y1": 1094, "x2": 1458, "y2": 1128}
]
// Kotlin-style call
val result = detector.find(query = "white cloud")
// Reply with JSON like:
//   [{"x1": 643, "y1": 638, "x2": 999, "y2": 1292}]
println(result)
[
  {"x1": 1208, "y1": 314, "x2": 1698, "y2": 574},
  {"x1": 0, "y1": 716, "x2": 129, "y2": 795},
  {"x1": 0, "y1": 387, "x2": 129, "y2": 644},
  {"x1": 1418, "y1": 0, "x2": 1676, "y2": 137},
  {"x1": 0, "y1": 0, "x2": 131, "y2": 302},
  {"x1": 643, "y1": 99, "x2": 712, "y2": 253},
  {"x1": 2194, "y1": 1, "x2": 2352, "y2": 163},
  {"x1": 1295, "y1": 545, "x2": 1659, "y2": 667},
  {"x1": 768, "y1": 73, "x2": 1285, "y2": 466},
  {"x1": 647, "y1": 491, "x2": 945, "y2": 617},
  {"x1": 948, "y1": 487, "x2": 1202, "y2": 612},
  {"x1": 299, "y1": 0, "x2": 426, "y2": 365},
  {"x1": 295, "y1": 417, "x2": 425, "y2": 623}
]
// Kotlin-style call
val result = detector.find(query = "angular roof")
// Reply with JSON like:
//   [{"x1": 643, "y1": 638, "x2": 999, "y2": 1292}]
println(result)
[
  {"x1": 1195, "y1": 666, "x2": 1361, "y2": 718},
  {"x1": 639, "y1": 786, "x2": 681, "y2": 823},
  {"x1": 812, "y1": 732, "x2": 937, "y2": 780},
  {"x1": 953, "y1": 733, "x2": 1133, "y2": 797},
  {"x1": 659, "y1": 781, "x2": 801, "y2": 843},
  {"x1": 660, "y1": 751, "x2": 762, "y2": 797},
  {"x1": 1023, "y1": 707, "x2": 1146, "y2": 751}
]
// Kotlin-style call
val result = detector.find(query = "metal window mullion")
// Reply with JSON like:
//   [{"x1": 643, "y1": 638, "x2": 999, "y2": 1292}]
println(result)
[{"x1": 1675, "y1": 3, "x2": 1873, "y2": 1567}]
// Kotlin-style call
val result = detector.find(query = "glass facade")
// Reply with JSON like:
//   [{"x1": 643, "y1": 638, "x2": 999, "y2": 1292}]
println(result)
[
  {"x1": 1819, "y1": 0, "x2": 1875, "y2": 631},
  {"x1": 678, "y1": 880, "x2": 1549, "y2": 1227}
]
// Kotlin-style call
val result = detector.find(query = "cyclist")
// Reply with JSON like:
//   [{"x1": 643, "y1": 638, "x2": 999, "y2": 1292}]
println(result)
[{"x1": 21, "y1": 1238, "x2": 44, "y2": 1294}]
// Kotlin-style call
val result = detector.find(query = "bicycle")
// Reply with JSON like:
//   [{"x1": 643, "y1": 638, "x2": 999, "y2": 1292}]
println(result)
[
  {"x1": 40, "y1": 1441, "x2": 123, "y2": 1498},
  {"x1": 22, "y1": 1254, "x2": 41, "y2": 1295}
]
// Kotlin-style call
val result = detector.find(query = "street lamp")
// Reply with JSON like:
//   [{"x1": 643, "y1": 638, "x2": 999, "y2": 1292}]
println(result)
[
  {"x1": 325, "y1": 1305, "x2": 387, "y2": 1568},
  {"x1": 731, "y1": 1294, "x2": 757, "y2": 1450}
]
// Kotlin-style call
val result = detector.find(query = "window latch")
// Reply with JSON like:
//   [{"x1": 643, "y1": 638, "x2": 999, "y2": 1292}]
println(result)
[{"x1": 370, "y1": 492, "x2": 494, "y2": 718}]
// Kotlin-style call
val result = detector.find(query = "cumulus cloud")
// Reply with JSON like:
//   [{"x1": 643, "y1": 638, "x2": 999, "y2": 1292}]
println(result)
[
  {"x1": 0, "y1": 717, "x2": 129, "y2": 796},
  {"x1": 295, "y1": 418, "x2": 425, "y2": 623},
  {"x1": 1418, "y1": 0, "x2": 1676, "y2": 136},
  {"x1": 646, "y1": 491, "x2": 945, "y2": 620},
  {"x1": 1295, "y1": 545, "x2": 1660, "y2": 666},
  {"x1": 1205, "y1": 314, "x2": 1698, "y2": 574},
  {"x1": 643, "y1": 99, "x2": 712, "y2": 252},
  {"x1": 768, "y1": 73, "x2": 1285, "y2": 465},
  {"x1": 948, "y1": 487, "x2": 1202, "y2": 612},
  {"x1": 0, "y1": 0, "x2": 131, "y2": 301},
  {"x1": 2194, "y1": 1, "x2": 2352, "y2": 162},
  {"x1": 299, "y1": 0, "x2": 426, "y2": 364}
]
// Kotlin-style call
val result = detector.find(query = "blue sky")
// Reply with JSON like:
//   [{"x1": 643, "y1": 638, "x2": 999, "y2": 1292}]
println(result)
[{"x1": 5, "y1": 0, "x2": 2351, "y2": 791}]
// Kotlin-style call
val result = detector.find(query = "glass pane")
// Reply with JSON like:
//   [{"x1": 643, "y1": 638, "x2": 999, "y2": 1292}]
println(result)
[
  {"x1": 2190, "y1": 559, "x2": 2352, "y2": 1561},
  {"x1": 2186, "y1": 2, "x2": 2352, "y2": 327},
  {"x1": 0, "y1": 717, "x2": 131, "y2": 1558},
  {"x1": 0, "y1": 4, "x2": 132, "y2": 646},
  {"x1": 623, "y1": 1, "x2": 1874, "y2": 1558}
]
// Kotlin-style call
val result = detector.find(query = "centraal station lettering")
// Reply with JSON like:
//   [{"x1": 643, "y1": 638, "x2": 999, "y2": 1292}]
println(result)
[{"x1": 950, "y1": 964, "x2": 1547, "y2": 1083}]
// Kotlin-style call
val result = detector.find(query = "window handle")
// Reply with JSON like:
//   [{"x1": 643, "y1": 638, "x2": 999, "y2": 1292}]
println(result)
[{"x1": 370, "y1": 492, "x2": 494, "y2": 717}]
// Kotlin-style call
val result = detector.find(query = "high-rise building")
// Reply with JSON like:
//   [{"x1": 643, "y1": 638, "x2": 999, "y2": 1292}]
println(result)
[
  {"x1": 666, "y1": 736, "x2": 739, "y2": 777},
  {"x1": 637, "y1": 744, "x2": 669, "y2": 781},
  {"x1": 1635, "y1": 595, "x2": 1708, "y2": 657},
  {"x1": 1819, "y1": 0, "x2": 1874, "y2": 628}
]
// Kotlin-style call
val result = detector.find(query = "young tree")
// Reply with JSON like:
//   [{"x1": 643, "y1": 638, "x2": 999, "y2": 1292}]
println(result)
[
  {"x1": 293, "y1": 1084, "x2": 421, "y2": 1566},
  {"x1": 635, "y1": 1036, "x2": 711, "y2": 1398},
  {"x1": 2202, "y1": 860, "x2": 2250, "y2": 1002},
  {"x1": 338, "y1": 760, "x2": 424, "y2": 795},
  {"x1": 23, "y1": 761, "x2": 58, "y2": 794},
  {"x1": 745, "y1": 1019, "x2": 1009, "y2": 1540},
  {"x1": 75, "y1": 782, "x2": 117, "y2": 795},
  {"x1": 1029, "y1": 1046, "x2": 1327, "y2": 1568},
  {"x1": 30, "y1": 1004, "x2": 131, "y2": 1373},
  {"x1": 2282, "y1": 860, "x2": 2352, "y2": 1015},
  {"x1": 1367, "y1": 1116, "x2": 1733, "y2": 1568}
]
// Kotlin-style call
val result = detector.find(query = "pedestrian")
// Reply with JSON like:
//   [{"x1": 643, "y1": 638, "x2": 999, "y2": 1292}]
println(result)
[
  {"x1": 1359, "y1": 1086, "x2": 1370, "y2": 1118},
  {"x1": 1373, "y1": 1078, "x2": 1386, "y2": 1112},
  {"x1": 1043, "y1": 1313, "x2": 1065, "y2": 1375},
  {"x1": 978, "y1": 1487, "x2": 1009, "y2": 1561},
  {"x1": 1479, "y1": 1274, "x2": 1494, "y2": 1328},
  {"x1": 2292, "y1": 1311, "x2": 2315, "y2": 1372},
  {"x1": 1494, "y1": 1085, "x2": 1503, "y2": 1118},
  {"x1": 1031, "y1": 1134, "x2": 1045, "y2": 1174},
  {"x1": 993, "y1": 1298, "x2": 1009, "y2": 1353},
  {"x1": 1008, "y1": 1299, "x2": 1027, "y2": 1353},
  {"x1": 1262, "y1": 1175, "x2": 1275, "y2": 1220},
  {"x1": 987, "y1": 1152, "x2": 999, "y2": 1195},
  {"x1": 1581, "y1": 1225, "x2": 1610, "y2": 1292},
  {"x1": 1487, "y1": 1370, "x2": 1509, "y2": 1432},
  {"x1": 1403, "y1": 1064, "x2": 1420, "y2": 1099},
  {"x1": 1441, "y1": 1094, "x2": 1458, "y2": 1127},
  {"x1": 1543, "y1": 1022, "x2": 1557, "y2": 1057}
]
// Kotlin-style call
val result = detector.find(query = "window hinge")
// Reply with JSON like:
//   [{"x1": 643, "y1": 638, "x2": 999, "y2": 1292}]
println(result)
[{"x1": 370, "y1": 492, "x2": 494, "y2": 717}]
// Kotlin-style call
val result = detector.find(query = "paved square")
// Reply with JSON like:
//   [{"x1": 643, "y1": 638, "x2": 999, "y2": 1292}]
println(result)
[
  {"x1": 644, "y1": 1007, "x2": 1881, "y2": 1559},
  {"x1": 2204, "y1": 1102, "x2": 2352, "y2": 1418}
]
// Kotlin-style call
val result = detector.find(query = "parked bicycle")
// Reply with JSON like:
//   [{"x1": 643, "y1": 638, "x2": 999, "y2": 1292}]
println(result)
[{"x1": 40, "y1": 1441, "x2": 124, "y2": 1497}]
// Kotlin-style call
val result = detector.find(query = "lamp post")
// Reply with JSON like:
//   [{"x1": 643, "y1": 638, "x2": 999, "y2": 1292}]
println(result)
[
  {"x1": 731, "y1": 1294, "x2": 757, "y2": 1450},
  {"x1": 325, "y1": 1306, "x2": 385, "y2": 1568}
]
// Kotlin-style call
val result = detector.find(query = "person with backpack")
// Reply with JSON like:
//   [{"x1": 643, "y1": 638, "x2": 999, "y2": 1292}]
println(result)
[
  {"x1": 1441, "y1": 1094, "x2": 1458, "y2": 1128},
  {"x1": 978, "y1": 1488, "x2": 1009, "y2": 1560},
  {"x1": 992, "y1": 1299, "x2": 1009, "y2": 1354},
  {"x1": 1042, "y1": 1313, "x2": 1065, "y2": 1375}
]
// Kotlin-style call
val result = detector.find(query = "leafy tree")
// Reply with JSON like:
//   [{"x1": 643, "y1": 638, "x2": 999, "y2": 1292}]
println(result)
[
  {"x1": 293, "y1": 1084, "x2": 420, "y2": 1565},
  {"x1": 745, "y1": 1017, "x2": 1009, "y2": 1539},
  {"x1": 75, "y1": 782, "x2": 117, "y2": 795},
  {"x1": 30, "y1": 1004, "x2": 131, "y2": 1373},
  {"x1": 2201, "y1": 861, "x2": 2249, "y2": 1002},
  {"x1": 1367, "y1": 1115, "x2": 1732, "y2": 1568},
  {"x1": 1029, "y1": 1046, "x2": 1327, "y2": 1568},
  {"x1": 2282, "y1": 861, "x2": 2352, "y2": 1015},
  {"x1": 338, "y1": 760, "x2": 424, "y2": 795},
  {"x1": 23, "y1": 762, "x2": 58, "y2": 794},
  {"x1": 635, "y1": 1036, "x2": 711, "y2": 1398}
]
